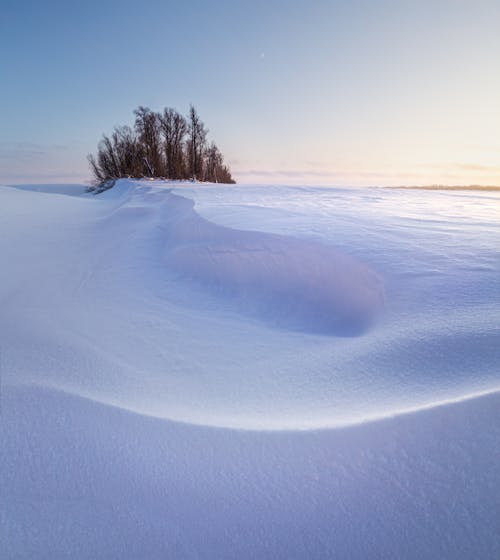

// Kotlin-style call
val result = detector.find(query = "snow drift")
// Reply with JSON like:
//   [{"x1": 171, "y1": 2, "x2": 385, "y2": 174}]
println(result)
[
  {"x1": 1, "y1": 179, "x2": 499, "y2": 558},
  {"x1": 162, "y1": 192, "x2": 384, "y2": 335}
]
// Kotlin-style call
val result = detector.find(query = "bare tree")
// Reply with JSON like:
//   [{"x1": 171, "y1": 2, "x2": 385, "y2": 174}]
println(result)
[
  {"x1": 87, "y1": 126, "x2": 143, "y2": 183},
  {"x1": 134, "y1": 106, "x2": 163, "y2": 177},
  {"x1": 88, "y1": 134, "x2": 120, "y2": 181},
  {"x1": 88, "y1": 153, "x2": 106, "y2": 183},
  {"x1": 111, "y1": 126, "x2": 143, "y2": 177},
  {"x1": 88, "y1": 104, "x2": 235, "y2": 185},
  {"x1": 216, "y1": 164, "x2": 235, "y2": 184},
  {"x1": 159, "y1": 108, "x2": 187, "y2": 180},
  {"x1": 203, "y1": 141, "x2": 235, "y2": 183},
  {"x1": 187, "y1": 105, "x2": 207, "y2": 181},
  {"x1": 204, "y1": 142, "x2": 223, "y2": 182}
]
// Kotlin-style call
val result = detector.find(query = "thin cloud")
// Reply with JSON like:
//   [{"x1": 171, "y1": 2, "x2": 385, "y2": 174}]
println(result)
[
  {"x1": 0, "y1": 141, "x2": 70, "y2": 161},
  {"x1": 456, "y1": 163, "x2": 500, "y2": 172},
  {"x1": 235, "y1": 169, "x2": 423, "y2": 180},
  {"x1": 419, "y1": 162, "x2": 500, "y2": 173},
  {"x1": 0, "y1": 171, "x2": 90, "y2": 185}
]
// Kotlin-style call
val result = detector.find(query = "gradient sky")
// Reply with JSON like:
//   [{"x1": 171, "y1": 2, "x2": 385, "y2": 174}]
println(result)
[{"x1": 1, "y1": 0, "x2": 499, "y2": 186}]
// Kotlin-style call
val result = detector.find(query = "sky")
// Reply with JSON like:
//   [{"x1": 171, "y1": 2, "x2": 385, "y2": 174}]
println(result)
[{"x1": 1, "y1": 0, "x2": 499, "y2": 186}]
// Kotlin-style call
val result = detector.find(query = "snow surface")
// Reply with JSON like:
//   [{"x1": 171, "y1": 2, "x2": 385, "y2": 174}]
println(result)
[{"x1": 1, "y1": 180, "x2": 499, "y2": 558}]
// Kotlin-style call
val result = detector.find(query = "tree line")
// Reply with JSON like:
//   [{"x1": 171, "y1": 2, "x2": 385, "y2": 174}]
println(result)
[{"x1": 88, "y1": 105, "x2": 235, "y2": 184}]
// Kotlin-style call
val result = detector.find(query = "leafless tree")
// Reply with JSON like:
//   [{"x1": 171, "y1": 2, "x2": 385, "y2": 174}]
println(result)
[
  {"x1": 88, "y1": 104, "x2": 235, "y2": 184},
  {"x1": 203, "y1": 142, "x2": 222, "y2": 182},
  {"x1": 203, "y1": 142, "x2": 235, "y2": 183},
  {"x1": 111, "y1": 125, "x2": 143, "y2": 177},
  {"x1": 187, "y1": 105, "x2": 207, "y2": 181},
  {"x1": 134, "y1": 106, "x2": 163, "y2": 177},
  {"x1": 87, "y1": 126, "x2": 143, "y2": 183},
  {"x1": 88, "y1": 134, "x2": 120, "y2": 181},
  {"x1": 159, "y1": 108, "x2": 187, "y2": 180}
]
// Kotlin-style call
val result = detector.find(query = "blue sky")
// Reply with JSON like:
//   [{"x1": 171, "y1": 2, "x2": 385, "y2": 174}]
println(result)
[{"x1": 1, "y1": 0, "x2": 499, "y2": 185}]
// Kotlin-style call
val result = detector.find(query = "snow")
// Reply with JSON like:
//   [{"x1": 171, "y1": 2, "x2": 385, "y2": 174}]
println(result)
[
  {"x1": 163, "y1": 191, "x2": 384, "y2": 336},
  {"x1": 2, "y1": 183, "x2": 89, "y2": 196},
  {"x1": 1, "y1": 179, "x2": 499, "y2": 558}
]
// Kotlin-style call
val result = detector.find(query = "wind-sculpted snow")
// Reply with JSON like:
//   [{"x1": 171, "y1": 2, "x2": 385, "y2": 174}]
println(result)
[
  {"x1": 0, "y1": 179, "x2": 499, "y2": 431},
  {"x1": 162, "y1": 193, "x2": 384, "y2": 335},
  {"x1": 1, "y1": 179, "x2": 500, "y2": 557},
  {"x1": 2, "y1": 383, "x2": 500, "y2": 559}
]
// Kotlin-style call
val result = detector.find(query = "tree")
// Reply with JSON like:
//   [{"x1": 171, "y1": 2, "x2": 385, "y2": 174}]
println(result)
[
  {"x1": 187, "y1": 105, "x2": 207, "y2": 181},
  {"x1": 111, "y1": 125, "x2": 143, "y2": 177},
  {"x1": 203, "y1": 142, "x2": 235, "y2": 183},
  {"x1": 88, "y1": 134, "x2": 119, "y2": 181},
  {"x1": 133, "y1": 106, "x2": 163, "y2": 177},
  {"x1": 87, "y1": 126, "x2": 143, "y2": 182},
  {"x1": 159, "y1": 108, "x2": 187, "y2": 180},
  {"x1": 88, "y1": 104, "x2": 235, "y2": 184}
]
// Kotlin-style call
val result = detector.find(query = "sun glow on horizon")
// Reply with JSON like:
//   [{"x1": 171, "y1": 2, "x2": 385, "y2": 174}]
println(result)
[{"x1": 1, "y1": 0, "x2": 499, "y2": 187}]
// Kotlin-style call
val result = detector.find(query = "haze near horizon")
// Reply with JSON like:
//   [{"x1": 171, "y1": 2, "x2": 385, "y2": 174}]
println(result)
[{"x1": 1, "y1": 0, "x2": 499, "y2": 186}]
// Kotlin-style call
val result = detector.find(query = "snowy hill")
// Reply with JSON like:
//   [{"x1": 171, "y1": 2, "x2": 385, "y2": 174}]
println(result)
[{"x1": 1, "y1": 179, "x2": 499, "y2": 558}]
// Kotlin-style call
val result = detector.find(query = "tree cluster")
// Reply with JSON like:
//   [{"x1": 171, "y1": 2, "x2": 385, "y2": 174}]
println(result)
[{"x1": 88, "y1": 105, "x2": 235, "y2": 184}]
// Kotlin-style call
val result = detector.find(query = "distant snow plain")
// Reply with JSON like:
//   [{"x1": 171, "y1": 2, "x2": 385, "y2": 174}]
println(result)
[{"x1": 1, "y1": 180, "x2": 499, "y2": 558}]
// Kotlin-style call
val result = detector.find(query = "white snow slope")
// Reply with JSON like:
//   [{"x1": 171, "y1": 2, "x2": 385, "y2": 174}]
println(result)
[{"x1": 1, "y1": 179, "x2": 499, "y2": 558}]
